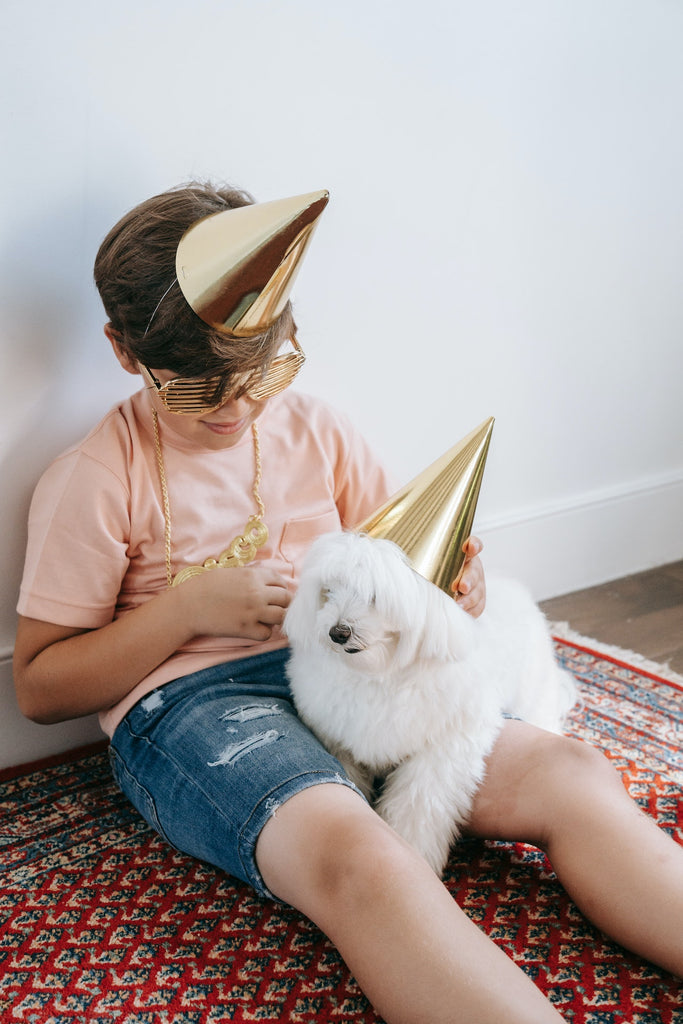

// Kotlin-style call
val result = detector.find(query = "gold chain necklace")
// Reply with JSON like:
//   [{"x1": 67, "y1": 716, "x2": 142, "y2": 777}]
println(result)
[{"x1": 151, "y1": 409, "x2": 269, "y2": 588}]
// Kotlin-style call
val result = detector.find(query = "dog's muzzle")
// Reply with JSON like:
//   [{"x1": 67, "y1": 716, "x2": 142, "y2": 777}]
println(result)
[
  {"x1": 329, "y1": 623, "x2": 352, "y2": 645},
  {"x1": 328, "y1": 622, "x2": 364, "y2": 654}
]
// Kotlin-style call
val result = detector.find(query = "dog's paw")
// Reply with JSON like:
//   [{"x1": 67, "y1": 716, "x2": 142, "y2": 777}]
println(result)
[{"x1": 376, "y1": 790, "x2": 456, "y2": 877}]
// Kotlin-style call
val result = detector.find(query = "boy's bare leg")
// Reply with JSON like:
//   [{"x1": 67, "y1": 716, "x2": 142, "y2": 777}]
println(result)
[
  {"x1": 467, "y1": 720, "x2": 683, "y2": 979},
  {"x1": 256, "y1": 784, "x2": 564, "y2": 1024}
]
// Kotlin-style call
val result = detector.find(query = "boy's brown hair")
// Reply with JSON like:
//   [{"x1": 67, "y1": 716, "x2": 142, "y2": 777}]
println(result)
[{"x1": 94, "y1": 181, "x2": 295, "y2": 381}]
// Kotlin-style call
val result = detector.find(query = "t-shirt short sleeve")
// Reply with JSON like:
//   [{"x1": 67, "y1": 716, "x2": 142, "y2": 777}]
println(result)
[
  {"x1": 17, "y1": 451, "x2": 131, "y2": 629},
  {"x1": 326, "y1": 409, "x2": 397, "y2": 529}
]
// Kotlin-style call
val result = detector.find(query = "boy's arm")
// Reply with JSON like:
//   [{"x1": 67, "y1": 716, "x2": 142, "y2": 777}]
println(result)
[{"x1": 13, "y1": 567, "x2": 291, "y2": 724}]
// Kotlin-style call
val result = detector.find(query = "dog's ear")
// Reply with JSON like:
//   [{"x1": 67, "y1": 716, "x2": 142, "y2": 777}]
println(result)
[
  {"x1": 409, "y1": 576, "x2": 475, "y2": 663},
  {"x1": 282, "y1": 566, "x2": 322, "y2": 650},
  {"x1": 285, "y1": 532, "x2": 355, "y2": 649}
]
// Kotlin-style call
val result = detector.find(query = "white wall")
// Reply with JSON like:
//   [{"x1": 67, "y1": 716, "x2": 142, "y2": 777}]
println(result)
[{"x1": 2, "y1": 0, "x2": 682, "y2": 768}]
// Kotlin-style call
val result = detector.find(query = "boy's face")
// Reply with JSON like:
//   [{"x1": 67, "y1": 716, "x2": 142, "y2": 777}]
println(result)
[
  {"x1": 106, "y1": 328, "x2": 269, "y2": 451},
  {"x1": 147, "y1": 367, "x2": 267, "y2": 450}
]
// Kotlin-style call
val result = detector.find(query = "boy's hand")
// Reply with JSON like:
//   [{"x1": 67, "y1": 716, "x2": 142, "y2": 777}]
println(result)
[
  {"x1": 451, "y1": 536, "x2": 486, "y2": 618},
  {"x1": 180, "y1": 566, "x2": 292, "y2": 641}
]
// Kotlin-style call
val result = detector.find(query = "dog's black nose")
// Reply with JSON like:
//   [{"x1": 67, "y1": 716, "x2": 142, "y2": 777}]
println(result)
[{"x1": 329, "y1": 623, "x2": 352, "y2": 645}]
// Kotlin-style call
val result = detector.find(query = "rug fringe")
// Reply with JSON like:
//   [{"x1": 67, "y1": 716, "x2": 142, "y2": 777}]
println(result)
[{"x1": 550, "y1": 621, "x2": 683, "y2": 686}]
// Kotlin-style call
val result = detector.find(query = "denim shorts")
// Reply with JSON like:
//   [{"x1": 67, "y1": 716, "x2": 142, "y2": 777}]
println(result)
[{"x1": 109, "y1": 648, "x2": 365, "y2": 900}]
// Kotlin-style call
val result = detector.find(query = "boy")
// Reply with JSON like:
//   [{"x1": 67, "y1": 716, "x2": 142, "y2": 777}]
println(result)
[{"x1": 14, "y1": 182, "x2": 683, "y2": 1024}]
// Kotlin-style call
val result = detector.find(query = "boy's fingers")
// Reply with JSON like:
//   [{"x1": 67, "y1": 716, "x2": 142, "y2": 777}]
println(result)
[{"x1": 462, "y1": 535, "x2": 483, "y2": 559}]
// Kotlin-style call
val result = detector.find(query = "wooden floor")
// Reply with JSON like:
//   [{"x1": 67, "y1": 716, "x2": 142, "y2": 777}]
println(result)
[{"x1": 539, "y1": 560, "x2": 683, "y2": 675}]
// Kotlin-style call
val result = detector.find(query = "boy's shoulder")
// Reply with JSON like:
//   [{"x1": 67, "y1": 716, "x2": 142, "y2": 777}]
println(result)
[
  {"x1": 268, "y1": 389, "x2": 358, "y2": 439},
  {"x1": 266, "y1": 390, "x2": 384, "y2": 481},
  {"x1": 40, "y1": 391, "x2": 146, "y2": 488}
]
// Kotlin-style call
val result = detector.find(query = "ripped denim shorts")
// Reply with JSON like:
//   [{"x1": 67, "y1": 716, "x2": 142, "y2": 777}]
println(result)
[{"x1": 109, "y1": 648, "x2": 365, "y2": 900}]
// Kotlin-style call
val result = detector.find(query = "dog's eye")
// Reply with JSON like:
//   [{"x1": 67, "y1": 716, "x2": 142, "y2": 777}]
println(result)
[{"x1": 320, "y1": 586, "x2": 332, "y2": 605}]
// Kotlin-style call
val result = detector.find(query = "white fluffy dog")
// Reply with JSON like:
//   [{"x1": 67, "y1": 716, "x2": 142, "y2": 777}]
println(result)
[{"x1": 284, "y1": 531, "x2": 577, "y2": 876}]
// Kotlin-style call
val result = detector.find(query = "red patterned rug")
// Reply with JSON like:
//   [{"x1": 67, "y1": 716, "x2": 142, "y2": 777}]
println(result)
[{"x1": 1, "y1": 636, "x2": 682, "y2": 1023}]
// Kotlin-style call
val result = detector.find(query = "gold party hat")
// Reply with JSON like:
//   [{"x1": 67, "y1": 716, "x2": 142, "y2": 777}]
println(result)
[
  {"x1": 176, "y1": 189, "x2": 329, "y2": 337},
  {"x1": 357, "y1": 417, "x2": 494, "y2": 594}
]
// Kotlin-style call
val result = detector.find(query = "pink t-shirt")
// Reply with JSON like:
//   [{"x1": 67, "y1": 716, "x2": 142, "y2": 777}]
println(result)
[{"x1": 18, "y1": 388, "x2": 395, "y2": 736}]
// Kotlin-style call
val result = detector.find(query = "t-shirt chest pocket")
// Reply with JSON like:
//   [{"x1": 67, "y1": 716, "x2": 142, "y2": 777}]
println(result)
[{"x1": 278, "y1": 509, "x2": 342, "y2": 572}]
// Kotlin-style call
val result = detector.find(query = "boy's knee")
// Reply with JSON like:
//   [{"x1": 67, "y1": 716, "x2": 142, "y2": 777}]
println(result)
[
  {"x1": 256, "y1": 781, "x2": 418, "y2": 917},
  {"x1": 524, "y1": 732, "x2": 616, "y2": 804},
  {"x1": 529, "y1": 734, "x2": 626, "y2": 841},
  {"x1": 545, "y1": 733, "x2": 615, "y2": 788},
  {"x1": 469, "y1": 724, "x2": 623, "y2": 845},
  {"x1": 314, "y1": 812, "x2": 416, "y2": 908}
]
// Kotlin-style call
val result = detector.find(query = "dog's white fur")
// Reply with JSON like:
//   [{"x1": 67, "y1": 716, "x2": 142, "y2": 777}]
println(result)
[{"x1": 284, "y1": 531, "x2": 577, "y2": 876}]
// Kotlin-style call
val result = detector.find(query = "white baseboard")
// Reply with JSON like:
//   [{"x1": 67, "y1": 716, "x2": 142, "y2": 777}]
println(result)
[
  {"x1": 479, "y1": 470, "x2": 683, "y2": 600},
  {"x1": 0, "y1": 653, "x2": 104, "y2": 772}
]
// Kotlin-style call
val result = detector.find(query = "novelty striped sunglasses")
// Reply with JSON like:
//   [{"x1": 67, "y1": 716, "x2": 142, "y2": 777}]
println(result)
[{"x1": 140, "y1": 336, "x2": 305, "y2": 415}]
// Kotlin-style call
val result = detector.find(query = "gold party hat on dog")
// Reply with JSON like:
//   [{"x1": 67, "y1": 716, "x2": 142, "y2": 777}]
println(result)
[
  {"x1": 357, "y1": 417, "x2": 494, "y2": 595},
  {"x1": 176, "y1": 190, "x2": 329, "y2": 336}
]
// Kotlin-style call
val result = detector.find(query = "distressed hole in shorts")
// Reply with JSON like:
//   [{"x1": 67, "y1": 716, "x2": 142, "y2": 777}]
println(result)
[
  {"x1": 140, "y1": 691, "x2": 164, "y2": 714},
  {"x1": 208, "y1": 729, "x2": 281, "y2": 767},
  {"x1": 219, "y1": 703, "x2": 283, "y2": 724}
]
